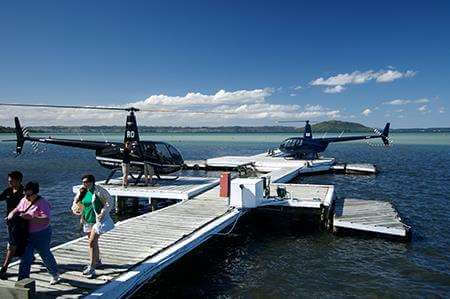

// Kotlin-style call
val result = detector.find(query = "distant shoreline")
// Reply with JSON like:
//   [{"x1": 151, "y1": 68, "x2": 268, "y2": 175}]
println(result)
[{"x1": 1, "y1": 125, "x2": 449, "y2": 134}]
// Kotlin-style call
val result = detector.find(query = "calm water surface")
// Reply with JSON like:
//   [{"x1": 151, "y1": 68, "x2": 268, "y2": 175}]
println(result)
[{"x1": 0, "y1": 132, "x2": 449, "y2": 297}]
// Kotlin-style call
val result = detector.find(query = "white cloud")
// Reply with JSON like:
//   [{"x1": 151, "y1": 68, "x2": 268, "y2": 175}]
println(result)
[
  {"x1": 384, "y1": 99, "x2": 411, "y2": 105},
  {"x1": 384, "y1": 98, "x2": 430, "y2": 106},
  {"x1": 290, "y1": 94, "x2": 296, "y2": 97},
  {"x1": 414, "y1": 98, "x2": 429, "y2": 104},
  {"x1": 362, "y1": 108, "x2": 372, "y2": 116},
  {"x1": 0, "y1": 88, "x2": 342, "y2": 126},
  {"x1": 132, "y1": 88, "x2": 273, "y2": 107},
  {"x1": 305, "y1": 104, "x2": 324, "y2": 111},
  {"x1": 393, "y1": 109, "x2": 404, "y2": 113},
  {"x1": 324, "y1": 85, "x2": 345, "y2": 93},
  {"x1": 418, "y1": 105, "x2": 429, "y2": 112},
  {"x1": 293, "y1": 85, "x2": 302, "y2": 90},
  {"x1": 375, "y1": 70, "x2": 404, "y2": 82},
  {"x1": 311, "y1": 71, "x2": 375, "y2": 86},
  {"x1": 310, "y1": 69, "x2": 416, "y2": 93},
  {"x1": 376, "y1": 70, "x2": 416, "y2": 82},
  {"x1": 439, "y1": 107, "x2": 445, "y2": 113}
]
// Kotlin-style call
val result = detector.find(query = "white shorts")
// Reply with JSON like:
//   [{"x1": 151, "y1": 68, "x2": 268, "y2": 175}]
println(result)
[{"x1": 83, "y1": 223, "x2": 94, "y2": 234}]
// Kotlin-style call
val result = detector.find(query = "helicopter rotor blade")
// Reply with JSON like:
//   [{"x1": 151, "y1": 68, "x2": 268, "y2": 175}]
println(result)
[
  {"x1": 0, "y1": 103, "x2": 236, "y2": 115},
  {"x1": 0, "y1": 103, "x2": 131, "y2": 111}
]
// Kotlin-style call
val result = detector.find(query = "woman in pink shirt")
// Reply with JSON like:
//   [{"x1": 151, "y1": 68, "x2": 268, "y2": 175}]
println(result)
[{"x1": 7, "y1": 182, "x2": 60, "y2": 285}]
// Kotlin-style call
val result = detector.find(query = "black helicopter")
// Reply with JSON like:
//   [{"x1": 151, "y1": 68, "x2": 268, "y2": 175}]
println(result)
[
  {"x1": 1, "y1": 103, "x2": 187, "y2": 183},
  {"x1": 271, "y1": 120, "x2": 391, "y2": 159}
]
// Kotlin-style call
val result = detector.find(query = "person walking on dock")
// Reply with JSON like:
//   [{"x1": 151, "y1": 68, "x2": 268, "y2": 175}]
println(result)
[
  {"x1": 8, "y1": 181, "x2": 60, "y2": 285},
  {"x1": 74, "y1": 174, "x2": 114, "y2": 278},
  {"x1": 0, "y1": 171, "x2": 24, "y2": 279},
  {"x1": 122, "y1": 141, "x2": 131, "y2": 188}
]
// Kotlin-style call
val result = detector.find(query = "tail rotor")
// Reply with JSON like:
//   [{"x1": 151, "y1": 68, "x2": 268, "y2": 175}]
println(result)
[
  {"x1": 13, "y1": 117, "x2": 46, "y2": 155},
  {"x1": 14, "y1": 117, "x2": 25, "y2": 155},
  {"x1": 367, "y1": 123, "x2": 393, "y2": 147}
]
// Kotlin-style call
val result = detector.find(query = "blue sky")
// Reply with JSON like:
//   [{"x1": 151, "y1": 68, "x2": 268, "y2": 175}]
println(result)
[{"x1": 0, "y1": 1, "x2": 449, "y2": 128}]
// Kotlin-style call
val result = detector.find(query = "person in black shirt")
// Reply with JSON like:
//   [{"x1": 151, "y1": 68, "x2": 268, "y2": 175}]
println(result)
[{"x1": 0, "y1": 171, "x2": 24, "y2": 279}]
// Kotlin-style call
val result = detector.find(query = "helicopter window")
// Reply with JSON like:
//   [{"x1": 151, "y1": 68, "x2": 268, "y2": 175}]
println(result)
[
  {"x1": 167, "y1": 144, "x2": 182, "y2": 161},
  {"x1": 285, "y1": 139, "x2": 295, "y2": 148},
  {"x1": 155, "y1": 143, "x2": 173, "y2": 162}
]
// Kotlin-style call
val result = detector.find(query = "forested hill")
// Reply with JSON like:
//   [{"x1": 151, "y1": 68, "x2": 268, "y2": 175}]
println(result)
[
  {"x1": 311, "y1": 120, "x2": 373, "y2": 133},
  {"x1": 0, "y1": 126, "x2": 14, "y2": 133}
]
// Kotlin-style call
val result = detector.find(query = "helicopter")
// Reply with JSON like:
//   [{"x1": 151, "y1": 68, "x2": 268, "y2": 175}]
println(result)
[
  {"x1": 270, "y1": 120, "x2": 391, "y2": 159},
  {"x1": 0, "y1": 103, "x2": 196, "y2": 184}
]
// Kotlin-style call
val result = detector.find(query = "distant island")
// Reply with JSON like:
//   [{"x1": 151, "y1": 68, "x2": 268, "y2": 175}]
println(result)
[{"x1": 0, "y1": 120, "x2": 449, "y2": 134}]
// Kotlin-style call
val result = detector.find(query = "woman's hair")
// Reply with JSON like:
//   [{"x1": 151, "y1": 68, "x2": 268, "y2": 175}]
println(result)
[
  {"x1": 8, "y1": 171, "x2": 23, "y2": 182},
  {"x1": 81, "y1": 174, "x2": 95, "y2": 184},
  {"x1": 24, "y1": 181, "x2": 39, "y2": 194},
  {"x1": 77, "y1": 187, "x2": 87, "y2": 203}
]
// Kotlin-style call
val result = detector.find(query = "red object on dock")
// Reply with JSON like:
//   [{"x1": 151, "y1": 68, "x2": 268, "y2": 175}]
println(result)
[{"x1": 219, "y1": 172, "x2": 231, "y2": 197}]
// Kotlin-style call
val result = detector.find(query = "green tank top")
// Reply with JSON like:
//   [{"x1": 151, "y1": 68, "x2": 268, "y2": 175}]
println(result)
[{"x1": 81, "y1": 190, "x2": 103, "y2": 224}]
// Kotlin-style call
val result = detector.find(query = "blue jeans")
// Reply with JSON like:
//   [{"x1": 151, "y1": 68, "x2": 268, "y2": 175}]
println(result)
[{"x1": 18, "y1": 226, "x2": 58, "y2": 280}]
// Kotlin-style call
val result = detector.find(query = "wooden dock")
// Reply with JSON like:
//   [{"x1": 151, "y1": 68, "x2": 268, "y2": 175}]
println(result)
[
  {"x1": 5, "y1": 191, "x2": 239, "y2": 298},
  {"x1": 1, "y1": 159, "x2": 410, "y2": 298},
  {"x1": 72, "y1": 176, "x2": 220, "y2": 201},
  {"x1": 333, "y1": 198, "x2": 410, "y2": 238}
]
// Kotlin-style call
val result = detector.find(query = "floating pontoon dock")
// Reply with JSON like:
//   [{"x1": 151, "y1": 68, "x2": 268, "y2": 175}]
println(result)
[
  {"x1": 333, "y1": 198, "x2": 410, "y2": 238},
  {"x1": 184, "y1": 151, "x2": 378, "y2": 174},
  {"x1": 2, "y1": 160, "x2": 408, "y2": 298}
]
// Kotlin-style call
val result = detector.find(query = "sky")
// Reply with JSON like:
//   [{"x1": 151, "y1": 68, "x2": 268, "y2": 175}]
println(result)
[{"x1": 0, "y1": 1, "x2": 449, "y2": 128}]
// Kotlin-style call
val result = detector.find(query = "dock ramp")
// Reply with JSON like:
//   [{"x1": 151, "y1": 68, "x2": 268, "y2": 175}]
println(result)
[{"x1": 333, "y1": 198, "x2": 410, "y2": 239}]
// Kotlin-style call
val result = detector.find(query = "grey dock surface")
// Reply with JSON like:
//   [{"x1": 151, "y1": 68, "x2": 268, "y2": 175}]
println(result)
[
  {"x1": 5, "y1": 191, "x2": 239, "y2": 298},
  {"x1": 73, "y1": 176, "x2": 220, "y2": 200},
  {"x1": 333, "y1": 198, "x2": 410, "y2": 238}
]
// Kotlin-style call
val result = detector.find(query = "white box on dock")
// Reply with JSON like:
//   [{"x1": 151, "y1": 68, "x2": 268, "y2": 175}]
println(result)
[{"x1": 230, "y1": 178, "x2": 264, "y2": 208}]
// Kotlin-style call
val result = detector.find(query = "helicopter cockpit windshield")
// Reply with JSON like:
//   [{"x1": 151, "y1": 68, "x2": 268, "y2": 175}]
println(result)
[{"x1": 154, "y1": 142, "x2": 183, "y2": 165}]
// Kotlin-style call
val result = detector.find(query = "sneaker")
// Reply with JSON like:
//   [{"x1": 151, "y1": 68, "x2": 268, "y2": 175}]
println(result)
[
  {"x1": 82, "y1": 266, "x2": 96, "y2": 278},
  {"x1": 83, "y1": 260, "x2": 102, "y2": 271},
  {"x1": 49, "y1": 274, "x2": 60, "y2": 285}
]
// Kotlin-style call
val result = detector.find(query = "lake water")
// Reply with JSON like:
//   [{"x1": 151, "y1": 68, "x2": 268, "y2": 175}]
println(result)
[{"x1": 0, "y1": 132, "x2": 449, "y2": 297}]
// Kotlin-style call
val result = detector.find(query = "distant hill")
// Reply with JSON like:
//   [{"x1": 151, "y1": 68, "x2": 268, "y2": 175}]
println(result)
[
  {"x1": 0, "y1": 126, "x2": 14, "y2": 133},
  {"x1": 311, "y1": 120, "x2": 373, "y2": 133}
]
